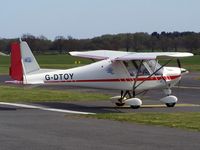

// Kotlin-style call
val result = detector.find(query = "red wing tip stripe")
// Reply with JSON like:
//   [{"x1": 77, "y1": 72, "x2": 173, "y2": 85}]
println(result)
[{"x1": 44, "y1": 75, "x2": 181, "y2": 83}]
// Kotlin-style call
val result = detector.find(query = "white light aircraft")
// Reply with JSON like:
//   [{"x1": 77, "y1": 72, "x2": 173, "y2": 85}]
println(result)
[{"x1": 7, "y1": 40, "x2": 193, "y2": 109}]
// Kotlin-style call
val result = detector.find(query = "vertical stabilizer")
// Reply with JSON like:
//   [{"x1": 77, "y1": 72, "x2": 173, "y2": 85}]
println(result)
[
  {"x1": 9, "y1": 41, "x2": 40, "y2": 82},
  {"x1": 20, "y1": 41, "x2": 40, "y2": 74}
]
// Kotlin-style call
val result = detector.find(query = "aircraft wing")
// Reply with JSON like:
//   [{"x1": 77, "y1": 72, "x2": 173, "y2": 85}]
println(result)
[
  {"x1": 69, "y1": 50, "x2": 131, "y2": 60},
  {"x1": 69, "y1": 50, "x2": 193, "y2": 60},
  {"x1": 114, "y1": 52, "x2": 194, "y2": 60}
]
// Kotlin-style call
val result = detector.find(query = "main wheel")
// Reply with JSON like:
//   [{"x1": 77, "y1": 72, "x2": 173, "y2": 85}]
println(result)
[
  {"x1": 130, "y1": 105, "x2": 140, "y2": 109},
  {"x1": 166, "y1": 103, "x2": 176, "y2": 107},
  {"x1": 115, "y1": 102, "x2": 125, "y2": 106}
]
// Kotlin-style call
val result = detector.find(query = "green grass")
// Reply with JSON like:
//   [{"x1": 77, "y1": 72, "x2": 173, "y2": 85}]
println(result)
[
  {"x1": 85, "y1": 112, "x2": 200, "y2": 131},
  {"x1": 159, "y1": 55, "x2": 200, "y2": 71},
  {"x1": 0, "y1": 54, "x2": 92, "y2": 74},
  {"x1": 0, "y1": 65, "x2": 9, "y2": 75},
  {"x1": 178, "y1": 55, "x2": 200, "y2": 71},
  {"x1": 0, "y1": 85, "x2": 109, "y2": 102}
]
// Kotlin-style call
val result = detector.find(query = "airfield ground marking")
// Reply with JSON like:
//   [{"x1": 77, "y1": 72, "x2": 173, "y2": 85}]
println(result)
[
  {"x1": 117, "y1": 103, "x2": 200, "y2": 108},
  {"x1": 0, "y1": 102, "x2": 199, "y2": 113},
  {"x1": 0, "y1": 102, "x2": 95, "y2": 115},
  {"x1": 141, "y1": 104, "x2": 200, "y2": 108},
  {"x1": 174, "y1": 86, "x2": 200, "y2": 90}
]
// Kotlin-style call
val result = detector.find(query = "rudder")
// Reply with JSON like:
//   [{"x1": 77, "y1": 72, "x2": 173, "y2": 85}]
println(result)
[{"x1": 10, "y1": 42, "x2": 23, "y2": 81}]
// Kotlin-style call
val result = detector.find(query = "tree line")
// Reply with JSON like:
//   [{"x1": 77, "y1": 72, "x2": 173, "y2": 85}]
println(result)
[{"x1": 0, "y1": 31, "x2": 200, "y2": 54}]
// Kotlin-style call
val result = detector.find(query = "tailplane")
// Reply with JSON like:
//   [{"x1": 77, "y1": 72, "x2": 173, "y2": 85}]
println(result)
[{"x1": 9, "y1": 40, "x2": 40, "y2": 82}]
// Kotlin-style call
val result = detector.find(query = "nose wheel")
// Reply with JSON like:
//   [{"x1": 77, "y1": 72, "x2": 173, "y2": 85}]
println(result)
[
  {"x1": 160, "y1": 95, "x2": 178, "y2": 108},
  {"x1": 166, "y1": 102, "x2": 176, "y2": 107}
]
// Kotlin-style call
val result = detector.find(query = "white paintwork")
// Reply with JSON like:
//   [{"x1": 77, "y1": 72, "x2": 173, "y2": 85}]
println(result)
[
  {"x1": 23, "y1": 59, "x2": 182, "y2": 91},
  {"x1": 160, "y1": 95, "x2": 178, "y2": 104},
  {"x1": 69, "y1": 50, "x2": 193, "y2": 60},
  {"x1": 125, "y1": 98, "x2": 142, "y2": 106},
  {"x1": 115, "y1": 52, "x2": 194, "y2": 60},
  {"x1": 18, "y1": 41, "x2": 187, "y2": 90},
  {"x1": 20, "y1": 41, "x2": 40, "y2": 74},
  {"x1": 7, "y1": 41, "x2": 194, "y2": 108},
  {"x1": 69, "y1": 50, "x2": 130, "y2": 60}
]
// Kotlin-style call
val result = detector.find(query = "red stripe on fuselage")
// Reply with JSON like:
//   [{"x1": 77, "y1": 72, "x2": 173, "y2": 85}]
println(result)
[{"x1": 44, "y1": 75, "x2": 181, "y2": 83}]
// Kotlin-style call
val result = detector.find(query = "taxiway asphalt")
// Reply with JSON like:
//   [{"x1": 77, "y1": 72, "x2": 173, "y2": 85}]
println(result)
[{"x1": 0, "y1": 107, "x2": 200, "y2": 150}]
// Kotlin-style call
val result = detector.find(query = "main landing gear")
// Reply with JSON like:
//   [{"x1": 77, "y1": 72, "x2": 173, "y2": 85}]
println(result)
[
  {"x1": 113, "y1": 89, "x2": 178, "y2": 109},
  {"x1": 114, "y1": 90, "x2": 142, "y2": 109}
]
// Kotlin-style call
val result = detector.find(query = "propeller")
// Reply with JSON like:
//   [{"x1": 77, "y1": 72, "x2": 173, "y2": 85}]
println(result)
[{"x1": 177, "y1": 58, "x2": 181, "y2": 68}]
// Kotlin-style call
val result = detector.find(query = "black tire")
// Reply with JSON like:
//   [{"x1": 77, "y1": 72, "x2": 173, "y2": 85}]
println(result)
[
  {"x1": 115, "y1": 102, "x2": 125, "y2": 107},
  {"x1": 166, "y1": 103, "x2": 176, "y2": 107},
  {"x1": 130, "y1": 105, "x2": 140, "y2": 109}
]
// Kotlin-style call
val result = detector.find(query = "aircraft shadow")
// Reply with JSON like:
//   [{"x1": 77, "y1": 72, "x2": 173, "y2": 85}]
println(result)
[
  {"x1": 32, "y1": 102, "x2": 172, "y2": 113},
  {"x1": 33, "y1": 102, "x2": 123, "y2": 113},
  {"x1": 0, "y1": 107, "x2": 17, "y2": 111}
]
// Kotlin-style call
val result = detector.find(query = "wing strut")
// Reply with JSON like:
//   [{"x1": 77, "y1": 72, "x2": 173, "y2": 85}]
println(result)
[
  {"x1": 133, "y1": 59, "x2": 173, "y2": 90},
  {"x1": 132, "y1": 60, "x2": 143, "y2": 97}
]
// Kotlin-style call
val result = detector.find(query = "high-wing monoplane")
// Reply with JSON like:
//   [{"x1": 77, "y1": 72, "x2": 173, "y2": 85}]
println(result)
[{"x1": 7, "y1": 41, "x2": 193, "y2": 109}]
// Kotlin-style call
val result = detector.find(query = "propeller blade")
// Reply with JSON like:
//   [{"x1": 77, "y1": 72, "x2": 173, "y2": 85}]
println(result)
[{"x1": 177, "y1": 59, "x2": 181, "y2": 68}]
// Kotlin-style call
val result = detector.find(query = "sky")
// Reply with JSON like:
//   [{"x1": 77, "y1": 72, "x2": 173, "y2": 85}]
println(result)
[{"x1": 0, "y1": 0, "x2": 200, "y2": 40}]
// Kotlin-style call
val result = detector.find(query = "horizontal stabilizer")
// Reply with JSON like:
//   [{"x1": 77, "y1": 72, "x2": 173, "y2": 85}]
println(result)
[{"x1": 0, "y1": 52, "x2": 9, "y2": 56}]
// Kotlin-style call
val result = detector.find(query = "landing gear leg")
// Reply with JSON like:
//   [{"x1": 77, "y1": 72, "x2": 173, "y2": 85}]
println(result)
[
  {"x1": 115, "y1": 90, "x2": 142, "y2": 109},
  {"x1": 115, "y1": 90, "x2": 132, "y2": 107},
  {"x1": 115, "y1": 90, "x2": 126, "y2": 107}
]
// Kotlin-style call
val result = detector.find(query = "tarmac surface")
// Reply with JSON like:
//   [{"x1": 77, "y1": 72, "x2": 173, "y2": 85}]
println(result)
[
  {"x1": 0, "y1": 73, "x2": 200, "y2": 150},
  {"x1": 0, "y1": 108, "x2": 200, "y2": 150}
]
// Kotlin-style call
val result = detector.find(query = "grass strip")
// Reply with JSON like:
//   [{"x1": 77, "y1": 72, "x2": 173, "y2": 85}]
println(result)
[
  {"x1": 85, "y1": 112, "x2": 200, "y2": 132},
  {"x1": 0, "y1": 85, "x2": 109, "y2": 102}
]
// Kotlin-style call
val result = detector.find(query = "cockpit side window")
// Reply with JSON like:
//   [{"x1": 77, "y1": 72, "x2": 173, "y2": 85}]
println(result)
[
  {"x1": 123, "y1": 61, "x2": 137, "y2": 76},
  {"x1": 123, "y1": 60, "x2": 150, "y2": 76},
  {"x1": 146, "y1": 60, "x2": 163, "y2": 75}
]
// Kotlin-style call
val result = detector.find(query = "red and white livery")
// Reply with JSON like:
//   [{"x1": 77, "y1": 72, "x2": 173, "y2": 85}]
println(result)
[{"x1": 8, "y1": 40, "x2": 193, "y2": 109}]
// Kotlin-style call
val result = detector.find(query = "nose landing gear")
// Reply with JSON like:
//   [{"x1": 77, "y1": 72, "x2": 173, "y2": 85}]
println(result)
[{"x1": 160, "y1": 89, "x2": 178, "y2": 107}]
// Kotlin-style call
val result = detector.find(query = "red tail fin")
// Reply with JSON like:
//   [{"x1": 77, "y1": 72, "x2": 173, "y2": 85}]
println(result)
[{"x1": 9, "y1": 42, "x2": 23, "y2": 81}]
